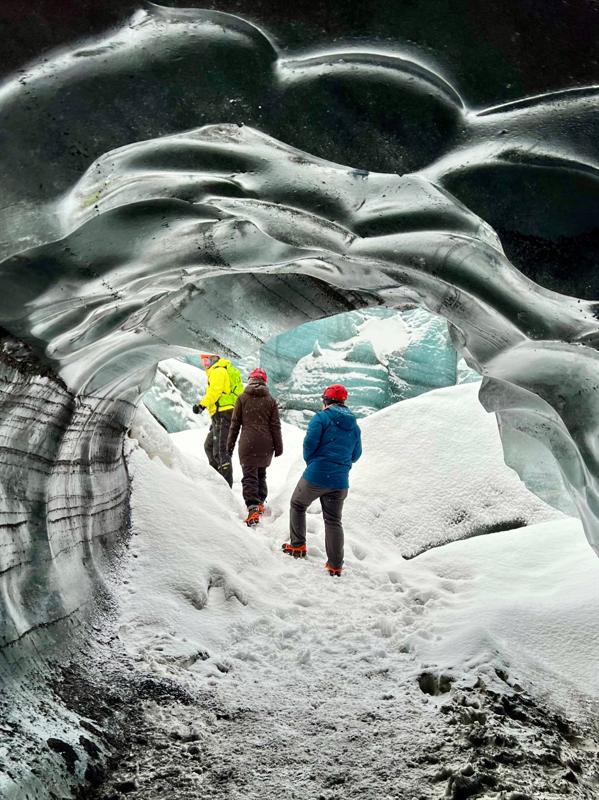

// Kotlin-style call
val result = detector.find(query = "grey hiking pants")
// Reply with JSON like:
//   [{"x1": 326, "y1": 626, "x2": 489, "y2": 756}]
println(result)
[{"x1": 289, "y1": 477, "x2": 348, "y2": 569}]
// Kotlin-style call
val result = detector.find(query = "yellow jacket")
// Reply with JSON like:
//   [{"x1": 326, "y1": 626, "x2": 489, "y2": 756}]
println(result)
[{"x1": 200, "y1": 358, "x2": 240, "y2": 416}]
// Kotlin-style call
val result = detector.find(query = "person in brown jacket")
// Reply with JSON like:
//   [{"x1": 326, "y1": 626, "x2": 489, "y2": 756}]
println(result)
[{"x1": 226, "y1": 368, "x2": 283, "y2": 527}]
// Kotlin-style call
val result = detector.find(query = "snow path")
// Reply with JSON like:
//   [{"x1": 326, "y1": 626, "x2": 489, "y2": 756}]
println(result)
[
  {"x1": 188, "y1": 517, "x2": 448, "y2": 799},
  {"x1": 117, "y1": 385, "x2": 599, "y2": 797},
  {"x1": 122, "y1": 447, "x2": 464, "y2": 798}
]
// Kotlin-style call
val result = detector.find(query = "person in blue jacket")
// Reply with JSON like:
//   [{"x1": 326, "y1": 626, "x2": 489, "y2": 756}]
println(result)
[{"x1": 282, "y1": 383, "x2": 362, "y2": 576}]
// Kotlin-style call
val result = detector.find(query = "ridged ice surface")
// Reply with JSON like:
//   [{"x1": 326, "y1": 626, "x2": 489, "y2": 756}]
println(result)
[
  {"x1": 0, "y1": 5, "x2": 598, "y2": 793},
  {"x1": 0, "y1": 337, "x2": 131, "y2": 645}
]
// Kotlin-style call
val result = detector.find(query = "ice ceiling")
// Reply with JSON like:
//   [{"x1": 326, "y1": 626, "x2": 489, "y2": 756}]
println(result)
[{"x1": 1, "y1": 1, "x2": 599, "y2": 664}]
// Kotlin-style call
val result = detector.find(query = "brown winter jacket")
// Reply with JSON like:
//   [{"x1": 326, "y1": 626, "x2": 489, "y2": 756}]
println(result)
[{"x1": 226, "y1": 380, "x2": 283, "y2": 468}]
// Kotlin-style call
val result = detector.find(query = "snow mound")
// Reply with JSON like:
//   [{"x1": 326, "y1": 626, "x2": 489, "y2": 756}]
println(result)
[
  {"x1": 411, "y1": 518, "x2": 599, "y2": 711},
  {"x1": 352, "y1": 382, "x2": 561, "y2": 556}
]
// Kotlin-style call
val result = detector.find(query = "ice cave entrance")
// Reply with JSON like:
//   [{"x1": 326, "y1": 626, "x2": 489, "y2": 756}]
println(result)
[{"x1": 141, "y1": 306, "x2": 575, "y2": 516}]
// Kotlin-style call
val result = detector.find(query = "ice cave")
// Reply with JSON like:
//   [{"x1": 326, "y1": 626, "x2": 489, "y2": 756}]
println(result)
[{"x1": 0, "y1": 2, "x2": 598, "y2": 798}]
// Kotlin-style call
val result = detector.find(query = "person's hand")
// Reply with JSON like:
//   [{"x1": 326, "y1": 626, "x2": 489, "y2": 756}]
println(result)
[
  {"x1": 192, "y1": 403, "x2": 205, "y2": 415},
  {"x1": 274, "y1": 450, "x2": 283, "y2": 458}
]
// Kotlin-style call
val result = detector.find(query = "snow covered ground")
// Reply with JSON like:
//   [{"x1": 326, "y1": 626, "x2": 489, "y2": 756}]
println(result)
[{"x1": 115, "y1": 382, "x2": 599, "y2": 798}]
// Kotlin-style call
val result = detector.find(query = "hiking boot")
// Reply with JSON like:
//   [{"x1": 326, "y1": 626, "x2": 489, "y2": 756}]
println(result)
[
  {"x1": 245, "y1": 507, "x2": 260, "y2": 527},
  {"x1": 281, "y1": 542, "x2": 307, "y2": 559},
  {"x1": 257, "y1": 502, "x2": 266, "y2": 515},
  {"x1": 325, "y1": 562, "x2": 342, "y2": 577}
]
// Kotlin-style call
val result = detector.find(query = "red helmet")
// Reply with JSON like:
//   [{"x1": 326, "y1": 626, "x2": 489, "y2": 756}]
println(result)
[
  {"x1": 322, "y1": 384, "x2": 348, "y2": 402},
  {"x1": 249, "y1": 368, "x2": 268, "y2": 382},
  {"x1": 200, "y1": 352, "x2": 219, "y2": 369}
]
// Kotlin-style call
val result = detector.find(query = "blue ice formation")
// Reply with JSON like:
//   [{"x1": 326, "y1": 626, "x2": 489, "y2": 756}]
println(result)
[
  {"x1": 163, "y1": 307, "x2": 460, "y2": 429},
  {"x1": 262, "y1": 307, "x2": 459, "y2": 423}
]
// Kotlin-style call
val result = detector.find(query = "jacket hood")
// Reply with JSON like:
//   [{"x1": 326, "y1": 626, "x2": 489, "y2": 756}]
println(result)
[
  {"x1": 244, "y1": 381, "x2": 269, "y2": 396},
  {"x1": 212, "y1": 357, "x2": 231, "y2": 368},
  {"x1": 323, "y1": 404, "x2": 356, "y2": 430}
]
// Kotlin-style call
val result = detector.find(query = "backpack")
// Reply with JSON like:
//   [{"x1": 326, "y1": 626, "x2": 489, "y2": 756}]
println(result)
[{"x1": 226, "y1": 364, "x2": 245, "y2": 398}]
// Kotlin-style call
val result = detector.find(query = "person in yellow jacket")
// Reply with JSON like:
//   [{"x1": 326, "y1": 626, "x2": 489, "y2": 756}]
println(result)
[{"x1": 193, "y1": 353, "x2": 244, "y2": 487}]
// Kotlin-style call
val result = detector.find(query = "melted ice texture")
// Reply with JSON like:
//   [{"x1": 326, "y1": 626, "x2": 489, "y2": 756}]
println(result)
[{"x1": 0, "y1": 2, "x2": 598, "y2": 594}]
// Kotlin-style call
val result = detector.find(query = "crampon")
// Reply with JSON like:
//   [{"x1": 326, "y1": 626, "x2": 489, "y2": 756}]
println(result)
[
  {"x1": 245, "y1": 508, "x2": 260, "y2": 527},
  {"x1": 281, "y1": 542, "x2": 307, "y2": 558}
]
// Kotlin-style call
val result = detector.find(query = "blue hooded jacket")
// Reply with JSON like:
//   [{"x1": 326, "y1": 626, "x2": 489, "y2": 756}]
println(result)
[{"x1": 302, "y1": 404, "x2": 362, "y2": 490}]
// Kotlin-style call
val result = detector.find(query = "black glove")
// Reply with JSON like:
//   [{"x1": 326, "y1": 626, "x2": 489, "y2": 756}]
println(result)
[{"x1": 192, "y1": 403, "x2": 205, "y2": 415}]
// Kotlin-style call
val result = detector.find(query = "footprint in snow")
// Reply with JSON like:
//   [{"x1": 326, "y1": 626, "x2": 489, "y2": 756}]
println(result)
[{"x1": 351, "y1": 542, "x2": 369, "y2": 560}]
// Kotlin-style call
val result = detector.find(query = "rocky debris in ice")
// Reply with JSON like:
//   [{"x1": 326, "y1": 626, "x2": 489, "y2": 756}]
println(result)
[{"x1": 87, "y1": 654, "x2": 599, "y2": 800}]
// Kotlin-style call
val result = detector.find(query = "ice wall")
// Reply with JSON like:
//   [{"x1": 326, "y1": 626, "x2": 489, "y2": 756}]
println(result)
[
  {"x1": 262, "y1": 307, "x2": 458, "y2": 423},
  {"x1": 0, "y1": 335, "x2": 132, "y2": 797},
  {"x1": 0, "y1": 4, "x2": 598, "y2": 794},
  {"x1": 0, "y1": 336, "x2": 131, "y2": 649},
  {"x1": 143, "y1": 359, "x2": 206, "y2": 433}
]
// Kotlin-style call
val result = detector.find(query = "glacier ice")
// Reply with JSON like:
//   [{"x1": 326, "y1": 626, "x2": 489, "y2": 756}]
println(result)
[
  {"x1": 143, "y1": 359, "x2": 206, "y2": 433},
  {"x1": 497, "y1": 423, "x2": 577, "y2": 516},
  {"x1": 0, "y1": 3, "x2": 598, "y2": 795},
  {"x1": 262, "y1": 307, "x2": 458, "y2": 424},
  {"x1": 148, "y1": 307, "x2": 469, "y2": 430},
  {"x1": 457, "y1": 357, "x2": 482, "y2": 385}
]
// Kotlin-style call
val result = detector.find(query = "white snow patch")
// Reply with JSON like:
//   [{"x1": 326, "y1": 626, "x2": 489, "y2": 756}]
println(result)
[
  {"x1": 411, "y1": 518, "x2": 599, "y2": 710},
  {"x1": 353, "y1": 313, "x2": 411, "y2": 361}
]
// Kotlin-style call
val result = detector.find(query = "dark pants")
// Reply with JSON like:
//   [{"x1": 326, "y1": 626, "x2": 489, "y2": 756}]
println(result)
[
  {"x1": 241, "y1": 465, "x2": 267, "y2": 509},
  {"x1": 289, "y1": 477, "x2": 348, "y2": 569},
  {"x1": 204, "y1": 410, "x2": 233, "y2": 487}
]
